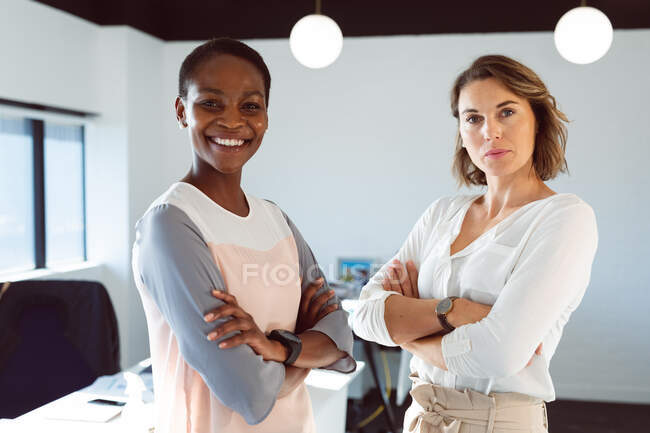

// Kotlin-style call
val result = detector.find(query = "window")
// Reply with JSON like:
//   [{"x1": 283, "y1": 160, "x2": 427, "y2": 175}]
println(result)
[
  {"x1": 0, "y1": 113, "x2": 86, "y2": 274},
  {"x1": 0, "y1": 116, "x2": 34, "y2": 273},
  {"x1": 45, "y1": 123, "x2": 86, "y2": 266}
]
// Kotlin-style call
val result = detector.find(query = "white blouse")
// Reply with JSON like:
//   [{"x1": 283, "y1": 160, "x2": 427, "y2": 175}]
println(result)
[{"x1": 351, "y1": 193, "x2": 598, "y2": 401}]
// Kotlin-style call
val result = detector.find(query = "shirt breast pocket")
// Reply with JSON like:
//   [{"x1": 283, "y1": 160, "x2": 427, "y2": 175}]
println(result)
[{"x1": 460, "y1": 242, "x2": 516, "y2": 305}]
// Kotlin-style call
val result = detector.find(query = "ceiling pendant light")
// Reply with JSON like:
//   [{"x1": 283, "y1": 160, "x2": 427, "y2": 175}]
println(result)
[
  {"x1": 289, "y1": 0, "x2": 343, "y2": 69},
  {"x1": 554, "y1": 1, "x2": 613, "y2": 64}
]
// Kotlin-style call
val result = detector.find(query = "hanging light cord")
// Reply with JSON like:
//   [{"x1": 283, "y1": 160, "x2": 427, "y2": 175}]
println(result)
[{"x1": 315, "y1": 0, "x2": 322, "y2": 15}]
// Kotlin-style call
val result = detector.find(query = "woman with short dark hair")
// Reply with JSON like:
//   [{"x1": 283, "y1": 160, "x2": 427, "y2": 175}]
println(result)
[
  {"x1": 133, "y1": 38, "x2": 355, "y2": 433},
  {"x1": 352, "y1": 55, "x2": 598, "y2": 433}
]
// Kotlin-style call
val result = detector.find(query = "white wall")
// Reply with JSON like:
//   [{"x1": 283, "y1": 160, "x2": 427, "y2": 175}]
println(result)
[
  {"x1": 2, "y1": 0, "x2": 649, "y2": 403},
  {"x1": 0, "y1": 0, "x2": 98, "y2": 113}
]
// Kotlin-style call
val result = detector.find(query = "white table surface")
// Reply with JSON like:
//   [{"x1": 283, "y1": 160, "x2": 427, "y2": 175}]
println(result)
[{"x1": 2, "y1": 359, "x2": 365, "y2": 433}]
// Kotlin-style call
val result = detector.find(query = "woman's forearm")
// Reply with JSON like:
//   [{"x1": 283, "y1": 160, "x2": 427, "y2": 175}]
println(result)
[
  {"x1": 274, "y1": 331, "x2": 345, "y2": 398},
  {"x1": 402, "y1": 334, "x2": 447, "y2": 371},
  {"x1": 447, "y1": 298, "x2": 492, "y2": 329},
  {"x1": 292, "y1": 330, "x2": 346, "y2": 368},
  {"x1": 277, "y1": 365, "x2": 310, "y2": 398},
  {"x1": 385, "y1": 296, "x2": 492, "y2": 345},
  {"x1": 384, "y1": 295, "x2": 442, "y2": 344}
]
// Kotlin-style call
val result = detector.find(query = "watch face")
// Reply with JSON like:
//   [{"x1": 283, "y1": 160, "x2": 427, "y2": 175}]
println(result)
[
  {"x1": 277, "y1": 330, "x2": 301, "y2": 344},
  {"x1": 436, "y1": 297, "x2": 452, "y2": 314}
]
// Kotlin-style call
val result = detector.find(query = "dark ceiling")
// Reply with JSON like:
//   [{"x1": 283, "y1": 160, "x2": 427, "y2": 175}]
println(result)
[{"x1": 35, "y1": 0, "x2": 650, "y2": 41}]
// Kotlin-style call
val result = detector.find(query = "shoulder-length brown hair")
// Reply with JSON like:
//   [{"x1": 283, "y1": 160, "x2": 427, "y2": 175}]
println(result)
[{"x1": 450, "y1": 55, "x2": 569, "y2": 187}]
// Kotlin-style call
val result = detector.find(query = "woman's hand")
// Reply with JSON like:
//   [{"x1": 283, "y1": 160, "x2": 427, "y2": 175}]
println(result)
[
  {"x1": 382, "y1": 259, "x2": 419, "y2": 298},
  {"x1": 204, "y1": 290, "x2": 287, "y2": 362},
  {"x1": 295, "y1": 277, "x2": 338, "y2": 334}
]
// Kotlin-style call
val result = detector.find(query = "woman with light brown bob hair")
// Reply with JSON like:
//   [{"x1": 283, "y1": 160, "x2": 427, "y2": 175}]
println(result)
[
  {"x1": 451, "y1": 55, "x2": 569, "y2": 187},
  {"x1": 352, "y1": 55, "x2": 598, "y2": 432}
]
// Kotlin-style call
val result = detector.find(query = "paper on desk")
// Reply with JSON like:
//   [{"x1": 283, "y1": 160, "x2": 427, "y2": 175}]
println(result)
[
  {"x1": 0, "y1": 418, "x2": 121, "y2": 433},
  {"x1": 41, "y1": 400, "x2": 122, "y2": 423},
  {"x1": 82, "y1": 371, "x2": 154, "y2": 403}
]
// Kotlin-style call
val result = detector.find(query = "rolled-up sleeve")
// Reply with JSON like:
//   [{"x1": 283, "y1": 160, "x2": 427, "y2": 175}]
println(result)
[
  {"x1": 134, "y1": 204, "x2": 285, "y2": 425},
  {"x1": 281, "y1": 211, "x2": 357, "y2": 373},
  {"x1": 442, "y1": 202, "x2": 598, "y2": 379},
  {"x1": 351, "y1": 199, "x2": 443, "y2": 346}
]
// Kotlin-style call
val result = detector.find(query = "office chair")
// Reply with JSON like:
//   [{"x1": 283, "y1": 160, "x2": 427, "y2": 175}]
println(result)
[{"x1": 0, "y1": 279, "x2": 120, "y2": 419}]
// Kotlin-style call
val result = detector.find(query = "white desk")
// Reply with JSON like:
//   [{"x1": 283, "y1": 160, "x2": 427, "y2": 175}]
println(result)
[
  {"x1": 306, "y1": 361, "x2": 365, "y2": 433},
  {"x1": 4, "y1": 359, "x2": 154, "y2": 432},
  {"x1": 1, "y1": 360, "x2": 364, "y2": 433}
]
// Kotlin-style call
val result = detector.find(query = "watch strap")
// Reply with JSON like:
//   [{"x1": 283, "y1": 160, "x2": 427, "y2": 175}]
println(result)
[
  {"x1": 437, "y1": 296, "x2": 459, "y2": 332},
  {"x1": 268, "y1": 330, "x2": 301, "y2": 365},
  {"x1": 284, "y1": 341, "x2": 301, "y2": 366}
]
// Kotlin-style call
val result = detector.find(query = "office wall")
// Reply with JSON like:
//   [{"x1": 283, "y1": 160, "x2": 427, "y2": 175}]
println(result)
[
  {"x1": 163, "y1": 31, "x2": 650, "y2": 403},
  {"x1": 0, "y1": 0, "x2": 167, "y2": 367},
  {"x1": 0, "y1": 0, "x2": 98, "y2": 112},
  {"x1": 2, "y1": 0, "x2": 648, "y2": 403}
]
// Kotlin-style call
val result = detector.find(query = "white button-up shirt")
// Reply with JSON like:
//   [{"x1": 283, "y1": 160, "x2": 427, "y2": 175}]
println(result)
[{"x1": 351, "y1": 193, "x2": 598, "y2": 401}]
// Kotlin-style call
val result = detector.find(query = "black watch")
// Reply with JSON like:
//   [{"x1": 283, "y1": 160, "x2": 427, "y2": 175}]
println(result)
[
  {"x1": 267, "y1": 330, "x2": 302, "y2": 365},
  {"x1": 435, "y1": 296, "x2": 459, "y2": 332}
]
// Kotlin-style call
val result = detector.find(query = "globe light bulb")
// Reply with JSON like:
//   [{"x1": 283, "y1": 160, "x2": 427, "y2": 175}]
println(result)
[
  {"x1": 290, "y1": 14, "x2": 343, "y2": 69},
  {"x1": 554, "y1": 6, "x2": 613, "y2": 65}
]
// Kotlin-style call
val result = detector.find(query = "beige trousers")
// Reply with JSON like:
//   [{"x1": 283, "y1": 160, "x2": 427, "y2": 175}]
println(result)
[{"x1": 403, "y1": 374, "x2": 548, "y2": 433}]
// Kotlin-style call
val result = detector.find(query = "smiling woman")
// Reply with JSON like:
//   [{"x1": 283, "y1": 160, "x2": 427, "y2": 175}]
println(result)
[
  {"x1": 351, "y1": 55, "x2": 598, "y2": 433},
  {"x1": 176, "y1": 49, "x2": 269, "y2": 189},
  {"x1": 131, "y1": 38, "x2": 355, "y2": 433}
]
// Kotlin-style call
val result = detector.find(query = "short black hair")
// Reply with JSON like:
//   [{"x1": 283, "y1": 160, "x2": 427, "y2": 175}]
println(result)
[{"x1": 178, "y1": 38, "x2": 271, "y2": 107}]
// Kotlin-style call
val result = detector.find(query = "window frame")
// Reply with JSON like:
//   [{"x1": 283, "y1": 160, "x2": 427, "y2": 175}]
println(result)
[{"x1": 1, "y1": 102, "x2": 91, "y2": 273}]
